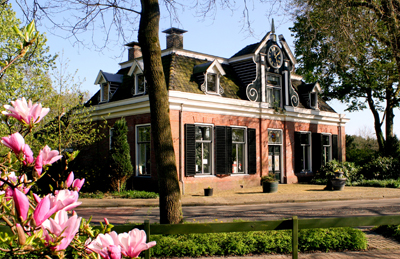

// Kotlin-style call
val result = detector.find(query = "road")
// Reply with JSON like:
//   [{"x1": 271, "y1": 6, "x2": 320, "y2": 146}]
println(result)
[{"x1": 75, "y1": 198, "x2": 400, "y2": 224}]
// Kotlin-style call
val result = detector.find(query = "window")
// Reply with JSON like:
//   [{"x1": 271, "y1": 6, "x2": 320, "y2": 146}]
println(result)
[
  {"x1": 295, "y1": 132, "x2": 311, "y2": 173},
  {"x1": 101, "y1": 83, "x2": 109, "y2": 102},
  {"x1": 232, "y1": 128, "x2": 246, "y2": 174},
  {"x1": 266, "y1": 74, "x2": 281, "y2": 107},
  {"x1": 195, "y1": 125, "x2": 213, "y2": 174},
  {"x1": 109, "y1": 128, "x2": 114, "y2": 150},
  {"x1": 268, "y1": 129, "x2": 282, "y2": 182},
  {"x1": 136, "y1": 125, "x2": 151, "y2": 176},
  {"x1": 206, "y1": 73, "x2": 218, "y2": 93},
  {"x1": 134, "y1": 74, "x2": 146, "y2": 95},
  {"x1": 185, "y1": 124, "x2": 256, "y2": 176},
  {"x1": 322, "y1": 134, "x2": 331, "y2": 165},
  {"x1": 310, "y1": 92, "x2": 318, "y2": 109}
]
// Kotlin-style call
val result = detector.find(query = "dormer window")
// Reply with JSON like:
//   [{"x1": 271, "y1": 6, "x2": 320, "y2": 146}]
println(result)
[
  {"x1": 134, "y1": 73, "x2": 146, "y2": 95},
  {"x1": 206, "y1": 73, "x2": 219, "y2": 93},
  {"x1": 100, "y1": 83, "x2": 110, "y2": 102},
  {"x1": 310, "y1": 92, "x2": 318, "y2": 109},
  {"x1": 266, "y1": 74, "x2": 281, "y2": 107}
]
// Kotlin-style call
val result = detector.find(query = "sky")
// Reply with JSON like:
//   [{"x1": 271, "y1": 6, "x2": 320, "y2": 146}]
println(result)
[{"x1": 11, "y1": 1, "x2": 400, "y2": 137}]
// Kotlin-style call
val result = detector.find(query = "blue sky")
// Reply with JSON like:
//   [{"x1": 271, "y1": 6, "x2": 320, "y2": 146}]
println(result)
[{"x1": 12, "y1": 1, "x2": 400, "y2": 137}]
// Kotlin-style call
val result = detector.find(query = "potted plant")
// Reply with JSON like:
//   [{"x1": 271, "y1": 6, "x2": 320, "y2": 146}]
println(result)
[
  {"x1": 261, "y1": 174, "x2": 278, "y2": 193},
  {"x1": 204, "y1": 186, "x2": 213, "y2": 196},
  {"x1": 331, "y1": 170, "x2": 347, "y2": 191}
]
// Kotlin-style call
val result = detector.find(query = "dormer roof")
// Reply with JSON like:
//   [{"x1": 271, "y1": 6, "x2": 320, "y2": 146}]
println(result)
[{"x1": 94, "y1": 70, "x2": 123, "y2": 85}]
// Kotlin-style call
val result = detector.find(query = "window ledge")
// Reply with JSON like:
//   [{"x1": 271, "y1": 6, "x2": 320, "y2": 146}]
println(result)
[{"x1": 194, "y1": 174, "x2": 216, "y2": 178}]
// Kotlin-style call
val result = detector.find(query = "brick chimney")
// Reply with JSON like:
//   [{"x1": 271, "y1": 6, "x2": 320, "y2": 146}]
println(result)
[
  {"x1": 125, "y1": 41, "x2": 142, "y2": 60},
  {"x1": 162, "y1": 28, "x2": 187, "y2": 49}
]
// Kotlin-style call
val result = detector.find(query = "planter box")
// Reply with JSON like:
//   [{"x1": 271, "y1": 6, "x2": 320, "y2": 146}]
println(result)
[
  {"x1": 204, "y1": 188, "x2": 213, "y2": 196},
  {"x1": 262, "y1": 181, "x2": 278, "y2": 193}
]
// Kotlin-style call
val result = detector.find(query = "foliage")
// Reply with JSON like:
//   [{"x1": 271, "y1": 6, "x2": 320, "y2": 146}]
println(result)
[
  {"x1": 350, "y1": 179, "x2": 400, "y2": 188},
  {"x1": 80, "y1": 190, "x2": 159, "y2": 199},
  {"x1": 311, "y1": 160, "x2": 362, "y2": 185},
  {"x1": 360, "y1": 156, "x2": 400, "y2": 180},
  {"x1": 261, "y1": 173, "x2": 277, "y2": 183},
  {"x1": 373, "y1": 225, "x2": 400, "y2": 242},
  {"x1": 346, "y1": 134, "x2": 379, "y2": 166},
  {"x1": 290, "y1": 0, "x2": 400, "y2": 153},
  {"x1": 109, "y1": 118, "x2": 134, "y2": 192},
  {"x1": 149, "y1": 228, "x2": 366, "y2": 257}
]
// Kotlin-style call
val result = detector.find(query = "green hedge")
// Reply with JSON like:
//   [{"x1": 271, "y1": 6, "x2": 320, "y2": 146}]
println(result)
[
  {"x1": 374, "y1": 225, "x2": 400, "y2": 242},
  {"x1": 150, "y1": 227, "x2": 367, "y2": 257}
]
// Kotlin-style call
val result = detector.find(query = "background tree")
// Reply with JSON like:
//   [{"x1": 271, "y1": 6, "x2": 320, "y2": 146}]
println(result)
[
  {"x1": 290, "y1": 0, "x2": 400, "y2": 154},
  {"x1": 0, "y1": 2, "x2": 55, "y2": 141},
  {"x1": 109, "y1": 118, "x2": 134, "y2": 192}
]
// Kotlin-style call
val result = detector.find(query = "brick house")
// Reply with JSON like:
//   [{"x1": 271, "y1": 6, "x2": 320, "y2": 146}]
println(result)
[{"x1": 87, "y1": 26, "x2": 348, "y2": 194}]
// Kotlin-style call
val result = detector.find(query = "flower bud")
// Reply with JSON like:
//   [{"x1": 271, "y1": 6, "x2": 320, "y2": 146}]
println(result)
[{"x1": 16, "y1": 224, "x2": 26, "y2": 245}]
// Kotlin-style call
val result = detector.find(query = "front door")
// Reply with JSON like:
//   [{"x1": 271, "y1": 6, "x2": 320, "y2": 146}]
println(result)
[{"x1": 268, "y1": 145, "x2": 281, "y2": 183}]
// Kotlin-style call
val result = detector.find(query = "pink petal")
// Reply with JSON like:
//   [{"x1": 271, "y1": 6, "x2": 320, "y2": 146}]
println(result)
[
  {"x1": 13, "y1": 188, "x2": 29, "y2": 221},
  {"x1": 65, "y1": 172, "x2": 74, "y2": 188}
]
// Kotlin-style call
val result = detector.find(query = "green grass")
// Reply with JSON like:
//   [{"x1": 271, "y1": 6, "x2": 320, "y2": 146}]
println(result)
[{"x1": 80, "y1": 190, "x2": 159, "y2": 199}]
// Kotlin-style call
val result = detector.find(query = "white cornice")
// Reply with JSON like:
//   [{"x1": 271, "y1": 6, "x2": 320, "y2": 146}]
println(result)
[{"x1": 90, "y1": 91, "x2": 348, "y2": 127}]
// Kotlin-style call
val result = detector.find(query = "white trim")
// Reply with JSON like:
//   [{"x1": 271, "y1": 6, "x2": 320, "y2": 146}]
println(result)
[
  {"x1": 255, "y1": 32, "x2": 272, "y2": 56},
  {"x1": 193, "y1": 123, "x2": 214, "y2": 175},
  {"x1": 278, "y1": 35, "x2": 297, "y2": 68},
  {"x1": 231, "y1": 126, "x2": 248, "y2": 174}
]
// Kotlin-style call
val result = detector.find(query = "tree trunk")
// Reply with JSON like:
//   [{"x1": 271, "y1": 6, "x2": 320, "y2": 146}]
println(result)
[
  {"x1": 366, "y1": 89, "x2": 385, "y2": 153},
  {"x1": 138, "y1": 0, "x2": 182, "y2": 224}
]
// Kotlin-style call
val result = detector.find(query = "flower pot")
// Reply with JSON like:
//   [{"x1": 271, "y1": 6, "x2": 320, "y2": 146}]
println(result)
[
  {"x1": 262, "y1": 181, "x2": 278, "y2": 193},
  {"x1": 204, "y1": 188, "x2": 213, "y2": 196},
  {"x1": 331, "y1": 178, "x2": 347, "y2": 191},
  {"x1": 334, "y1": 172, "x2": 344, "y2": 178}
]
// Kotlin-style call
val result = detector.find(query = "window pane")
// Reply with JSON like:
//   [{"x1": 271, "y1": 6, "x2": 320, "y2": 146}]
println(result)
[
  {"x1": 195, "y1": 126, "x2": 211, "y2": 141},
  {"x1": 203, "y1": 142, "x2": 211, "y2": 174},
  {"x1": 207, "y1": 74, "x2": 217, "y2": 92},
  {"x1": 267, "y1": 75, "x2": 280, "y2": 86},
  {"x1": 102, "y1": 84, "x2": 109, "y2": 101},
  {"x1": 138, "y1": 143, "x2": 150, "y2": 175},
  {"x1": 322, "y1": 135, "x2": 330, "y2": 146},
  {"x1": 300, "y1": 133, "x2": 309, "y2": 145},
  {"x1": 268, "y1": 130, "x2": 282, "y2": 144},
  {"x1": 274, "y1": 89, "x2": 280, "y2": 104},
  {"x1": 232, "y1": 128, "x2": 244, "y2": 142},
  {"x1": 237, "y1": 143, "x2": 244, "y2": 173},
  {"x1": 138, "y1": 126, "x2": 151, "y2": 142},
  {"x1": 137, "y1": 74, "x2": 145, "y2": 93}
]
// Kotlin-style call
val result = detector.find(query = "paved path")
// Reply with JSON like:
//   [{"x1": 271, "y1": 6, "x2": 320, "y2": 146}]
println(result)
[{"x1": 77, "y1": 184, "x2": 400, "y2": 258}]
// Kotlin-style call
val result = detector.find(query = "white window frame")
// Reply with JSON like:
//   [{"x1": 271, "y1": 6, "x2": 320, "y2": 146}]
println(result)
[
  {"x1": 299, "y1": 131, "x2": 312, "y2": 173},
  {"x1": 134, "y1": 73, "x2": 146, "y2": 95},
  {"x1": 100, "y1": 82, "x2": 110, "y2": 102},
  {"x1": 231, "y1": 126, "x2": 247, "y2": 174},
  {"x1": 135, "y1": 124, "x2": 151, "y2": 177},
  {"x1": 266, "y1": 73, "x2": 282, "y2": 108},
  {"x1": 205, "y1": 73, "x2": 220, "y2": 95},
  {"x1": 322, "y1": 133, "x2": 332, "y2": 165},
  {"x1": 194, "y1": 124, "x2": 214, "y2": 175}
]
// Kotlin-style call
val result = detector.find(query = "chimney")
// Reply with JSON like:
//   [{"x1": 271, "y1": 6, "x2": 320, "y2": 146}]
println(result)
[
  {"x1": 125, "y1": 42, "x2": 142, "y2": 61},
  {"x1": 162, "y1": 28, "x2": 188, "y2": 49}
]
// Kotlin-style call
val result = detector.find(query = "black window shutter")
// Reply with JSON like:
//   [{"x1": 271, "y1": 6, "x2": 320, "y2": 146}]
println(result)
[
  {"x1": 294, "y1": 132, "x2": 302, "y2": 173},
  {"x1": 215, "y1": 126, "x2": 231, "y2": 175},
  {"x1": 312, "y1": 133, "x2": 322, "y2": 173},
  {"x1": 185, "y1": 124, "x2": 196, "y2": 176},
  {"x1": 332, "y1": 134, "x2": 339, "y2": 161},
  {"x1": 247, "y1": 128, "x2": 256, "y2": 174}
]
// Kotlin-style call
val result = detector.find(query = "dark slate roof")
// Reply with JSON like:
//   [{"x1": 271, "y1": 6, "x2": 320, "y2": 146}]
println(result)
[
  {"x1": 102, "y1": 72, "x2": 123, "y2": 83},
  {"x1": 292, "y1": 80, "x2": 336, "y2": 113},
  {"x1": 231, "y1": 43, "x2": 259, "y2": 58}
]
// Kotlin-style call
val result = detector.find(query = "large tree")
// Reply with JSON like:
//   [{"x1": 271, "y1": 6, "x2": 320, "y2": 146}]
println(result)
[{"x1": 290, "y1": 0, "x2": 400, "y2": 154}]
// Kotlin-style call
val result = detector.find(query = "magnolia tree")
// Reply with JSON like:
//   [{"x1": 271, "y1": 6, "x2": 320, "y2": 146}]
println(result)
[{"x1": 0, "y1": 98, "x2": 156, "y2": 258}]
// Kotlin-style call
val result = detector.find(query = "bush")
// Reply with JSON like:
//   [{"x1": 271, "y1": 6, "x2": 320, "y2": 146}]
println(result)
[
  {"x1": 350, "y1": 179, "x2": 400, "y2": 188},
  {"x1": 149, "y1": 228, "x2": 367, "y2": 257},
  {"x1": 361, "y1": 156, "x2": 400, "y2": 180},
  {"x1": 79, "y1": 190, "x2": 158, "y2": 199},
  {"x1": 311, "y1": 160, "x2": 362, "y2": 185},
  {"x1": 373, "y1": 225, "x2": 400, "y2": 242}
]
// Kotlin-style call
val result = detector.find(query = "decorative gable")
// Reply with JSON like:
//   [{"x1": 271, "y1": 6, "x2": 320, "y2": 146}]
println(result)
[{"x1": 128, "y1": 60, "x2": 146, "y2": 95}]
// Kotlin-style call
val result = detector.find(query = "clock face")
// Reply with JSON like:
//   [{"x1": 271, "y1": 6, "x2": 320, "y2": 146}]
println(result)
[{"x1": 267, "y1": 45, "x2": 283, "y2": 69}]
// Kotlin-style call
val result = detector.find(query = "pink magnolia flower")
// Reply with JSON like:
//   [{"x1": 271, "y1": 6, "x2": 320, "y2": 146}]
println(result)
[
  {"x1": 33, "y1": 194, "x2": 59, "y2": 227},
  {"x1": 51, "y1": 189, "x2": 81, "y2": 211},
  {"x1": 2, "y1": 97, "x2": 50, "y2": 126},
  {"x1": 23, "y1": 144, "x2": 34, "y2": 164},
  {"x1": 118, "y1": 229, "x2": 156, "y2": 258},
  {"x1": 65, "y1": 172, "x2": 74, "y2": 188},
  {"x1": 72, "y1": 178, "x2": 85, "y2": 192},
  {"x1": 86, "y1": 232, "x2": 121, "y2": 259},
  {"x1": 13, "y1": 188, "x2": 30, "y2": 221},
  {"x1": 41, "y1": 210, "x2": 81, "y2": 251},
  {"x1": 1, "y1": 132, "x2": 25, "y2": 155},
  {"x1": 39, "y1": 145, "x2": 62, "y2": 166},
  {"x1": 34, "y1": 153, "x2": 43, "y2": 176}
]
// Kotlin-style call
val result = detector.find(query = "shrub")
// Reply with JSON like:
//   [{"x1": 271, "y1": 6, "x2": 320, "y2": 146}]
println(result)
[
  {"x1": 373, "y1": 225, "x2": 400, "y2": 242},
  {"x1": 361, "y1": 156, "x2": 400, "y2": 180},
  {"x1": 149, "y1": 228, "x2": 366, "y2": 257},
  {"x1": 311, "y1": 160, "x2": 362, "y2": 185}
]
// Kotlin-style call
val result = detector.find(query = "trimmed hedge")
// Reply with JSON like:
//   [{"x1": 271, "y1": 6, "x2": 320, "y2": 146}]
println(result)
[{"x1": 150, "y1": 227, "x2": 367, "y2": 257}]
